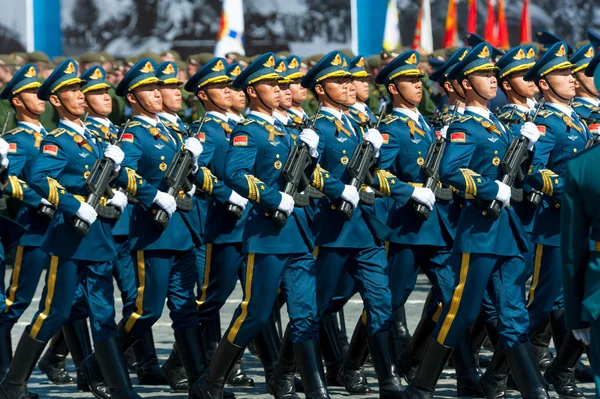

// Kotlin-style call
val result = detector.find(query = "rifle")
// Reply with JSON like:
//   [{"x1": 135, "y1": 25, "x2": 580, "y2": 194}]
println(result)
[
  {"x1": 72, "y1": 119, "x2": 129, "y2": 236},
  {"x1": 152, "y1": 118, "x2": 199, "y2": 229},
  {"x1": 486, "y1": 100, "x2": 544, "y2": 219},
  {"x1": 272, "y1": 103, "x2": 322, "y2": 227},
  {"x1": 338, "y1": 104, "x2": 386, "y2": 221},
  {"x1": 413, "y1": 101, "x2": 460, "y2": 219}
]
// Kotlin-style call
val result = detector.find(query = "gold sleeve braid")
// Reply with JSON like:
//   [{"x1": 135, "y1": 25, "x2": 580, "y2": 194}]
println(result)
[
  {"x1": 47, "y1": 177, "x2": 61, "y2": 206},
  {"x1": 8, "y1": 176, "x2": 24, "y2": 201},
  {"x1": 375, "y1": 169, "x2": 395, "y2": 196},
  {"x1": 200, "y1": 167, "x2": 216, "y2": 195},
  {"x1": 312, "y1": 164, "x2": 325, "y2": 191},
  {"x1": 459, "y1": 168, "x2": 479, "y2": 196},
  {"x1": 538, "y1": 169, "x2": 557, "y2": 196},
  {"x1": 245, "y1": 175, "x2": 264, "y2": 202},
  {"x1": 125, "y1": 167, "x2": 140, "y2": 196}
]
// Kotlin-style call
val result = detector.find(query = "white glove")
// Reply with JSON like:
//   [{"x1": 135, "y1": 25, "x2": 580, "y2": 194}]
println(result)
[
  {"x1": 0, "y1": 138, "x2": 8, "y2": 159},
  {"x1": 341, "y1": 185, "x2": 359, "y2": 208},
  {"x1": 365, "y1": 128, "x2": 384, "y2": 157},
  {"x1": 76, "y1": 202, "x2": 98, "y2": 225},
  {"x1": 495, "y1": 180, "x2": 511, "y2": 206},
  {"x1": 573, "y1": 328, "x2": 591, "y2": 346},
  {"x1": 185, "y1": 137, "x2": 203, "y2": 161},
  {"x1": 228, "y1": 190, "x2": 248, "y2": 210},
  {"x1": 299, "y1": 128, "x2": 319, "y2": 158},
  {"x1": 104, "y1": 144, "x2": 124, "y2": 169},
  {"x1": 277, "y1": 192, "x2": 295, "y2": 216},
  {"x1": 439, "y1": 126, "x2": 449, "y2": 139},
  {"x1": 40, "y1": 198, "x2": 53, "y2": 206},
  {"x1": 153, "y1": 190, "x2": 177, "y2": 217},
  {"x1": 0, "y1": 157, "x2": 8, "y2": 169},
  {"x1": 411, "y1": 187, "x2": 436, "y2": 210},
  {"x1": 107, "y1": 191, "x2": 127, "y2": 213},
  {"x1": 520, "y1": 122, "x2": 540, "y2": 150},
  {"x1": 186, "y1": 184, "x2": 196, "y2": 198}
]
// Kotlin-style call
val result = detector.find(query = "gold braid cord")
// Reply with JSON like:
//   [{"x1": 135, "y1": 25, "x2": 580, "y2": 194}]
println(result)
[
  {"x1": 47, "y1": 177, "x2": 61, "y2": 206},
  {"x1": 459, "y1": 168, "x2": 479, "y2": 196},
  {"x1": 539, "y1": 169, "x2": 557, "y2": 196},
  {"x1": 126, "y1": 167, "x2": 139, "y2": 196},
  {"x1": 8, "y1": 176, "x2": 24, "y2": 201},
  {"x1": 375, "y1": 170, "x2": 395, "y2": 196},
  {"x1": 245, "y1": 175, "x2": 263, "y2": 202}
]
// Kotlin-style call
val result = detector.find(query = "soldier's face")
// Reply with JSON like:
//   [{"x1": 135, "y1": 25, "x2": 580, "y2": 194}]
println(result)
[
  {"x1": 54, "y1": 84, "x2": 86, "y2": 116},
  {"x1": 394, "y1": 76, "x2": 423, "y2": 105},
  {"x1": 131, "y1": 84, "x2": 162, "y2": 113},
  {"x1": 187, "y1": 63, "x2": 198, "y2": 78},
  {"x1": 14, "y1": 89, "x2": 45, "y2": 115},
  {"x1": 277, "y1": 82, "x2": 292, "y2": 109},
  {"x1": 111, "y1": 70, "x2": 124, "y2": 85},
  {"x1": 289, "y1": 80, "x2": 307, "y2": 103},
  {"x1": 505, "y1": 70, "x2": 536, "y2": 98},
  {"x1": 321, "y1": 77, "x2": 348, "y2": 104},
  {"x1": 231, "y1": 88, "x2": 247, "y2": 112},
  {"x1": 345, "y1": 83, "x2": 357, "y2": 106},
  {"x1": 159, "y1": 84, "x2": 182, "y2": 112},
  {"x1": 201, "y1": 83, "x2": 233, "y2": 110},
  {"x1": 351, "y1": 78, "x2": 370, "y2": 102},
  {"x1": 541, "y1": 70, "x2": 575, "y2": 99},
  {"x1": 465, "y1": 71, "x2": 497, "y2": 100},
  {"x1": 85, "y1": 88, "x2": 112, "y2": 116},
  {"x1": 252, "y1": 80, "x2": 280, "y2": 109},
  {"x1": 447, "y1": 79, "x2": 466, "y2": 98},
  {"x1": 575, "y1": 71, "x2": 600, "y2": 96}
]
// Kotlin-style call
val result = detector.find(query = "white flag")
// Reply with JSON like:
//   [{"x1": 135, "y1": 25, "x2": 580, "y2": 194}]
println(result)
[
  {"x1": 420, "y1": 0, "x2": 433, "y2": 53},
  {"x1": 214, "y1": 0, "x2": 245, "y2": 57},
  {"x1": 382, "y1": 0, "x2": 400, "y2": 51}
]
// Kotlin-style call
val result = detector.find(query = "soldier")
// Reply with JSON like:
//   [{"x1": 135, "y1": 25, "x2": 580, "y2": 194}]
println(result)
[
  {"x1": 285, "y1": 56, "x2": 308, "y2": 123},
  {"x1": 429, "y1": 47, "x2": 469, "y2": 128},
  {"x1": 192, "y1": 53, "x2": 327, "y2": 399},
  {"x1": 521, "y1": 41, "x2": 592, "y2": 398},
  {"x1": 348, "y1": 56, "x2": 376, "y2": 123},
  {"x1": 225, "y1": 63, "x2": 246, "y2": 122},
  {"x1": 570, "y1": 45, "x2": 600, "y2": 125},
  {"x1": 400, "y1": 42, "x2": 545, "y2": 398},
  {"x1": 0, "y1": 59, "x2": 137, "y2": 399}
]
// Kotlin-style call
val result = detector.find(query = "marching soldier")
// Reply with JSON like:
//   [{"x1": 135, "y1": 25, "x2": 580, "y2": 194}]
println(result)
[
  {"x1": 225, "y1": 63, "x2": 247, "y2": 122},
  {"x1": 570, "y1": 44, "x2": 600, "y2": 125},
  {"x1": 0, "y1": 58, "x2": 137, "y2": 399},
  {"x1": 429, "y1": 47, "x2": 469, "y2": 129},
  {"x1": 401, "y1": 42, "x2": 546, "y2": 398},
  {"x1": 285, "y1": 56, "x2": 309, "y2": 123},
  {"x1": 348, "y1": 56, "x2": 377, "y2": 123},
  {"x1": 522, "y1": 41, "x2": 591, "y2": 398}
]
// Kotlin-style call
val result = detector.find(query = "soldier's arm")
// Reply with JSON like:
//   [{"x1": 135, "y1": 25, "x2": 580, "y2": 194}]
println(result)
[
  {"x1": 560, "y1": 161, "x2": 589, "y2": 331},
  {"x1": 309, "y1": 123, "x2": 347, "y2": 200},
  {"x1": 192, "y1": 124, "x2": 233, "y2": 203},
  {"x1": 2, "y1": 136, "x2": 44, "y2": 208},
  {"x1": 440, "y1": 127, "x2": 500, "y2": 201},
  {"x1": 224, "y1": 129, "x2": 282, "y2": 210},
  {"x1": 115, "y1": 132, "x2": 159, "y2": 207},
  {"x1": 28, "y1": 138, "x2": 83, "y2": 219},
  {"x1": 526, "y1": 124, "x2": 563, "y2": 198}
]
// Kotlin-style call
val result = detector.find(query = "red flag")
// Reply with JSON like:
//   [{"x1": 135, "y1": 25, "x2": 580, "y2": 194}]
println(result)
[
  {"x1": 413, "y1": 0, "x2": 423, "y2": 50},
  {"x1": 443, "y1": 0, "x2": 457, "y2": 48},
  {"x1": 497, "y1": 0, "x2": 509, "y2": 48},
  {"x1": 484, "y1": 0, "x2": 497, "y2": 47},
  {"x1": 467, "y1": 0, "x2": 477, "y2": 34},
  {"x1": 520, "y1": 0, "x2": 531, "y2": 43}
]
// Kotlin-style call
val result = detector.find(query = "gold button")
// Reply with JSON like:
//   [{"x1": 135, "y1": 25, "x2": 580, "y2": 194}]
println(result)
[
  {"x1": 276, "y1": 154, "x2": 280, "y2": 159},
  {"x1": 85, "y1": 165, "x2": 89, "y2": 169},
  {"x1": 331, "y1": 205, "x2": 337, "y2": 210},
  {"x1": 342, "y1": 150, "x2": 347, "y2": 154},
  {"x1": 482, "y1": 210, "x2": 487, "y2": 216},
  {"x1": 494, "y1": 150, "x2": 498, "y2": 155},
  {"x1": 573, "y1": 148, "x2": 577, "y2": 153},
  {"x1": 555, "y1": 203, "x2": 560, "y2": 209},
  {"x1": 160, "y1": 156, "x2": 165, "y2": 160},
  {"x1": 418, "y1": 151, "x2": 422, "y2": 155}
]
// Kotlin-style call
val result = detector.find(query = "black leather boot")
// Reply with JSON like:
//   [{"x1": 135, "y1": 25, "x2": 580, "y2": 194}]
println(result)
[
  {"x1": 335, "y1": 308, "x2": 350, "y2": 354},
  {"x1": 367, "y1": 330, "x2": 403, "y2": 399},
  {"x1": 401, "y1": 338, "x2": 453, "y2": 399},
  {"x1": 452, "y1": 332, "x2": 483, "y2": 397},
  {"x1": 531, "y1": 317, "x2": 553, "y2": 372},
  {"x1": 479, "y1": 341, "x2": 509, "y2": 399},
  {"x1": 397, "y1": 315, "x2": 436, "y2": 384},
  {"x1": 294, "y1": 339, "x2": 330, "y2": 399},
  {"x1": 38, "y1": 329, "x2": 74, "y2": 384},
  {"x1": 174, "y1": 325, "x2": 206, "y2": 398},
  {"x1": 470, "y1": 310, "x2": 488, "y2": 374},
  {"x1": 0, "y1": 327, "x2": 12, "y2": 381},
  {"x1": 267, "y1": 327, "x2": 300, "y2": 399},
  {"x1": 162, "y1": 344, "x2": 188, "y2": 392},
  {"x1": 191, "y1": 339, "x2": 245, "y2": 399},
  {"x1": 63, "y1": 319, "x2": 110, "y2": 398},
  {"x1": 318, "y1": 313, "x2": 345, "y2": 387},
  {"x1": 0, "y1": 331, "x2": 46, "y2": 399},
  {"x1": 505, "y1": 341, "x2": 550, "y2": 399},
  {"x1": 95, "y1": 336, "x2": 142, "y2": 399},
  {"x1": 544, "y1": 332, "x2": 584, "y2": 398},
  {"x1": 549, "y1": 309, "x2": 568, "y2": 350},
  {"x1": 337, "y1": 319, "x2": 371, "y2": 394},
  {"x1": 253, "y1": 323, "x2": 280, "y2": 384},
  {"x1": 131, "y1": 330, "x2": 167, "y2": 385},
  {"x1": 392, "y1": 306, "x2": 412, "y2": 360}
]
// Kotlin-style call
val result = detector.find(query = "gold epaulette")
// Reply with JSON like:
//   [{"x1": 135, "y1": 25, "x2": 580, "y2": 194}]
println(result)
[
  {"x1": 8, "y1": 127, "x2": 24, "y2": 135},
  {"x1": 317, "y1": 114, "x2": 335, "y2": 121},
  {"x1": 537, "y1": 109, "x2": 554, "y2": 119},
  {"x1": 497, "y1": 111, "x2": 512, "y2": 120},
  {"x1": 127, "y1": 121, "x2": 142, "y2": 128},
  {"x1": 239, "y1": 119, "x2": 254, "y2": 125},
  {"x1": 49, "y1": 128, "x2": 67, "y2": 137},
  {"x1": 456, "y1": 115, "x2": 472, "y2": 123},
  {"x1": 572, "y1": 101, "x2": 592, "y2": 110},
  {"x1": 382, "y1": 115, "x2": 399, "y2": 124}
]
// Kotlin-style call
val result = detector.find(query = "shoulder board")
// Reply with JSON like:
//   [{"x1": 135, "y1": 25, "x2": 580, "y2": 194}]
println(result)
[
  {"x1": 497, "y1": 111, "x2": 512, "y2": 120},
  {"x1": 537, "y1": 109, "x2": 554, "y2": 119},
  {"x1": 397, "y1": 115, "x2": 409, "y2": 123},
  {"x1": 382, "y1": 115, "x2": 399, "y2": 124},
  {"x1": 127, "y1": 121, "x2": 142, "y2": 128},
  {"x1": 317, "y1": 114, "x2": 335, "y2": 122},
  {"x1": 572, "y1": 101, "x2": 592, "y2": 110},
  {"x1": 456, "y1": 115, "x2": 472, "y2": 123},
  {"x1": 254, "y1": 119, "x2": 266, "y2": 126},
  {"x1": 49, "y1": 128, "x2": 68, "y2": 137},
  {"x1": 8, "y1": 127, "x2": 24, "y2": 135},
  {"x1": 239, "y1": 119, "x2": 254, "y2": 126},
  {"x1": 202, "y1": 117, "x2": 213, "y2": 123}
]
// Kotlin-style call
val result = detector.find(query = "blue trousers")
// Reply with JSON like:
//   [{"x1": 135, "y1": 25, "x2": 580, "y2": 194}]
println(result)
[
  {"x1": 433, "y1": 253, "x2": 529, "y2": 349},
  {"x1": 589, "y1": 319, "x2": 600, "y2": 399},
  {"x1": 324, "y1": 271, "x2": 356, "y2": 314},
  {"x1": 27, "y1": 257, "x2": 117, "y2": 343},
  {"x1": 224, "y1": 252, "x2": 318, "y2": 346},
  {"x1": 315, "y1": 246, "x2": 392, "y2": 335},
  {"x1": 526, "y1": 244, "x2": 565, "y2": 332},
  {"x1": 197, "y1": 243, "x2": 245, "y2": 325},
  {"x1": 0, "y1": 242, "x2": 5, "y2": 315},
  {"x1": 195, "y1": 244, "x2": 207, "y2": 291},
  {"x1": 122, "y1": 249, "x2": 199, "y2": 337},
  {"x1": 112, "y1": 237, "x2": 137, "y2": 319}
]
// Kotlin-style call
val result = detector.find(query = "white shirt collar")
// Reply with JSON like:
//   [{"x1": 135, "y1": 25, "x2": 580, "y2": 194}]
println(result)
[
  {"x1": 393, "y1": 107, "x2": 421, "y2": 125},
  {"x1": 61, "y1": 118, "x2": 86, "y2": 135},
  {"x1": 207, "y1": 111, "x2": 229, "y2": 122},
  {"x1": 19, "y1": 121, "x2": 41, "y2": 133},
  {"x1": 273, "y1": 110, "x2": 290, "y2": 125},
  {"x1": 507, "y1": 103, "x2": 531, "y2": 114},
  {"x1": 134, "y1": 114, "x2": 159, "y2": 127},
  {"x1": 448, "y1": 105, "x2": 465, "y2": 115},
  {"x1": 545, "y1": 102, "x2": 572, "y2": 117},
  {"x1": 157, "y1": 112, "x2": 178, "y2": 124},
  {"x1": 465, "y1": 106, "x2": 491, "y2": 120},
  {"x1": 288, "y1": 108, "x2": 306, "y2": 119},
  {"x1": 227, "y1": 112, "x2": 242, "y2": 123},
  {"x1": 249, "y1": 110, "x2": 275, "y2": 125},
  {"x1": 527, "y1": 97, "x2": 537, "y2": 110},
  {"x1": 352, "y1": 102, "x2": 367, "y2": 113},
  {"x1": 321, "y1": 106, "x2": 343, "y2": 120},
  {"x1": 576, "y1": 96, "x2": 600, "y2": 107},
  {"x1": 87, "y1": 116, "x2": 111, "y2": 127}
]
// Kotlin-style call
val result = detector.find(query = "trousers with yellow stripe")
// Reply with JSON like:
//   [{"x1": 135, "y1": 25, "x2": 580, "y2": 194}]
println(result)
[{"x1": 433, "y1": 253, "x2": 530, "y2": 349}]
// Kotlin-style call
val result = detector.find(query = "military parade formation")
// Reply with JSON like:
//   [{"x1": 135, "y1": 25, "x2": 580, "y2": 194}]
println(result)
[{"x1": 0, "y1": 24, "x2": 600, "y2": 399}]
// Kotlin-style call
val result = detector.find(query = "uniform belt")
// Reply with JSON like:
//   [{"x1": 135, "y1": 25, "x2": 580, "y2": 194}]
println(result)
[
  {"x1": 408, "y1": 182, "x2": 453, "y2": 201},
  {"x1": 73, "y1": 194, "x2": 108, "y2": 206}
]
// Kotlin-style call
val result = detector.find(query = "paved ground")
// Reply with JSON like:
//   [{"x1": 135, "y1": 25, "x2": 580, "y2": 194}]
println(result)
[{"x1": 6, "y1": 272, "x2": 597, "y2": 398}]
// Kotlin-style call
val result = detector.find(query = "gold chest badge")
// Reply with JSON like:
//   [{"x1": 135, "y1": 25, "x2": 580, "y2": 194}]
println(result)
[
  {"x1": 340, "y1": 156, "x2": 349, "y2": 165},
  {"x1": 417, "y1": 157, "x2": 424, "y2": 166},
  {"x1": 274, "y1": 160, "x2": 282, "y2": 169},
  {"x1": 159, "y1": 162, "x2": 167, "y2": 171},
  {"x1": 492, "y1": 156, "x2": 500, "y2": 166}
]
